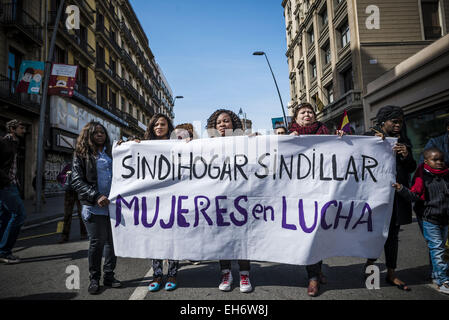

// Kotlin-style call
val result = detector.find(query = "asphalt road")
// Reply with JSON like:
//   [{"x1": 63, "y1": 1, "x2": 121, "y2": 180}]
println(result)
[{"x1": 1, "y1": 216, "x2": 448, "y2": 302}]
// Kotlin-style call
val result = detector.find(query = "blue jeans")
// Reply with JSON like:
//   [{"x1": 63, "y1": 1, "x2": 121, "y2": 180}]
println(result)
[
  {"x1": 422, "y1": 220, "x2": 449, "y2": 286},
  {"x1": 417, "y1": 217, "x2": 435, "y2": 279},
  {"x1": 0, "y1": 185, "x2": 26, "y2": 256}
]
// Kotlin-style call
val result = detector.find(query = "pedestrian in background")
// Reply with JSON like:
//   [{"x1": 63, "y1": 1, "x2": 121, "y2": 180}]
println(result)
[
  {"x1": 364, "y1": 105, "x2": 416, "y2": 292},
  {"x1": 206, "y1": 108, "x2": 253, "y2": 293},
  {"x1": 57, "y1": 162, "x2": 87, "y2": 243},
  {"x1": 71, "y1": 121, "x2": 121, "y2": 294},
  {"x1": 0, "y1": 120, "x2": 26, "y2": 264},
  {"x1": 274, "y1": 125, "x2": 287, "y2": 135}
]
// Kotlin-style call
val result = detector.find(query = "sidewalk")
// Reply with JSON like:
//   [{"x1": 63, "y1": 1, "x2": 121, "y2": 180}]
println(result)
[{"x1": 23, "y1": 195, "x2": 66, "y2": 227}]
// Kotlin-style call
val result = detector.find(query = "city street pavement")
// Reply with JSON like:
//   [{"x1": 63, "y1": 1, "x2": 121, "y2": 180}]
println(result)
[{"x1": 0, "y1": 213, "x2": 448, "y2": 302}]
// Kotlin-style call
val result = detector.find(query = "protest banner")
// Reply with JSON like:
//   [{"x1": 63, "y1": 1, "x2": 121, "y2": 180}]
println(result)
[{"x1": 108, "y1": 135, "x2": 397, "y2": 265}]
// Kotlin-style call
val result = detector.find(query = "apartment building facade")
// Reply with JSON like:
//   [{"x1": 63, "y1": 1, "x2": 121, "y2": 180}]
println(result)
[
  {"x1": 0, "y1": 0, "x2": 175, "y2": 198},
  {"x1": 282, "y1": 0, "x2": 449, "y2": 134}
]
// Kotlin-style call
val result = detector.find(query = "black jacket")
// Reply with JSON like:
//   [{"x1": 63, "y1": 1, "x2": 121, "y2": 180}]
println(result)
[
  {"x1": 0, "y1": 134, "x2": 19, "y2": 189},
  {"x1": 398, "y1": 171, "x2": 449, "y2": 226},
  {"x1": 364, "y1": 127, "x2": 417, "y2": 225},
  {"x1": 71, "y1": 153, "x2": 102, "y2": 206}
]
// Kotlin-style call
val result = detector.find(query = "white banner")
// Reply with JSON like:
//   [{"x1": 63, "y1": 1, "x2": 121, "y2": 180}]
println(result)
[{"x1": 109, "y1": 135, "x2": 397, "y2": 265}]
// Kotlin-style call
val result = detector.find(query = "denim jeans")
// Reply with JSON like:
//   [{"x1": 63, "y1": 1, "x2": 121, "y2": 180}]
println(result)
[
  {"x1": 82, "y1": 213, "x2": 117, "y2": 281},
  {"x1": 417, "y1": 217, "x2": 435, "y2": 279},
  {"x1": 152, "y1": 259, "x2": 179, "y2": 278},
  {"x1": 0, "y1": 185, "x2": 26, "y2": 256},
  {"x1": 422, "y1": 220, "x2": 449, "y2": 286}
]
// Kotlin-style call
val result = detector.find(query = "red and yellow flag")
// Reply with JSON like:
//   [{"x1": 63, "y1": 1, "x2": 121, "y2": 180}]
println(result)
[{"x1": 338, "y1": 110, "x2": 351, "y2": 133}]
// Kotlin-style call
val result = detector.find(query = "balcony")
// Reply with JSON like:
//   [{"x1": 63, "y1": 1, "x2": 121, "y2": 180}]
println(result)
[
  {"x1": 96, "y1": 22, "x2": 121, "y2": 56},
  {"x1": 123, "y1": 79, "x2": 140, "y2": 102},
  {"x1": 318, "y1": 90, "x2": 362, "y2": 122},
  {"x1": 95, "y1": 60, "x2": 122, "y2": 88},
  {"x1": 0, "y1": 2, "x2": 42, "y2": 46},
  {"x1": 48, "y1": 11, "x2": 95, "y2": 64},
  {"x1": 120, "y1": 21, "x2": 139, "y2": 54},
  {"x1": 121, "y1": 49, "x2": 139, "y2": 77},
  {"x1": 74, "y1": 83, "x2": 96, "y2": 104},
  {"x1": 144, "y1": 103, "x2": 154, "y2": 115},
  {"x1": 0, "y1": 74, "x2": 40, "y2": 114}
]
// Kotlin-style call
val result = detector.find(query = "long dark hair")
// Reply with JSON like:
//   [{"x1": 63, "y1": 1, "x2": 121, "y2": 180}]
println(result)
[
  {"x1": 75, "y1": 121, "x2": 111, "y2": 158},
  {"x1": 144, "y1": 113, "x2": 174, "y2": 140},
  {"x1": 206, "y1": 109, "x2": 243, "y2": 137}
]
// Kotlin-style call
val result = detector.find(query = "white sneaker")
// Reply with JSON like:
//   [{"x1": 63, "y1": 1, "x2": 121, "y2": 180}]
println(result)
[
  {"x1": 239, "y1": 271, "x2": 252, "y2": 293},
  {"x1": 219, "y1": 270, "x2": 233, "y2": 291},
  {"x1": 439, "y1": 282, "x2": 449, "y2": 295}
]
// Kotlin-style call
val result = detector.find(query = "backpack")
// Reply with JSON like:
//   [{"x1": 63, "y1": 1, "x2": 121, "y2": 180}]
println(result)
[{"x1": 57, "y1": 164, "x2": 73, "y2": 191}]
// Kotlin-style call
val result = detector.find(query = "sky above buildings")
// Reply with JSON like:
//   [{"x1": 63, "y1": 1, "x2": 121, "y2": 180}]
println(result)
[{"x1": 130, "y1": 0, "x2": 290, "y2": 135}]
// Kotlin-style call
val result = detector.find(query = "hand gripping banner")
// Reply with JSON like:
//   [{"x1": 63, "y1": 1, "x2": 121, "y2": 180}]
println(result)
[{"x1": 108, "y1": 135, "x2": 397, "y2": 265}]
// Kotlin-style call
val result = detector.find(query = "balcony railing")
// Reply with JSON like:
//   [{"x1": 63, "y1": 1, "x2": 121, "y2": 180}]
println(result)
[
  {"x1": 74, "y1": 83, "x2": 96, "y2": 103},
  {"x1": 0, "y1": 2, "x2": 43, "y2": 45},
  {"x1": 0, "y1": 74, "x2": 40, "y2": 111},
  {"x1": 120, "y1": 21, "x2": 139, "y2": 53},
  {"x1": 121, "y1": 49, "x2": 139, "y2": 76},
  {"x1": 123, "y1": 79, "x2": 140, "y2": 102},
  {"x1": 48, "y1": 11, "x2": 95, "y2": 62},
  {"x1": 318, "y1": 90, "x2": 362, "y2": 120}
]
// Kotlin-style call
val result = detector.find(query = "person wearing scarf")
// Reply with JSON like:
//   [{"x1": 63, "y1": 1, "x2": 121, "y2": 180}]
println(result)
[
  {"x1": 364, "y1": 105, "x2": 417, "y2": 291},
  {"x1": 288, "y1": 102, "x2": 347, "y2": 297},
  {"x1": 393, "y1": 147, "x2": 449, "y2": 294}
]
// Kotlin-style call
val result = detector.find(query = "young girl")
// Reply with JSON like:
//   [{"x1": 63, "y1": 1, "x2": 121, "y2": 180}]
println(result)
[
  {"x1": 206, "y1": 109, "x2": 252, "y2": 293},
  {"x1": 71, "y1": 121, "x2": 121, "y2": 294}
]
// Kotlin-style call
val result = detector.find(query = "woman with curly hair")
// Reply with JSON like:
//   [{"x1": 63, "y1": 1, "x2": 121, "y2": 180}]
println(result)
[
  {"x1": 205, "y1": 108, "x2": 252, "y2": 293},
  {"x1": 71, "y1": 121, "x2": 121, "y2": 294},
  {"x1": 206, "y1": 108, "x2": 243, "y2": 138},
  {"x1": 144, "y1": 113, "x2": 174, "y2": 141}
]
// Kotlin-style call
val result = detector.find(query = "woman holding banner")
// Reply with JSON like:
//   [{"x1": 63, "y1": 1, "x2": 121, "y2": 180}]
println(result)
[
  {"x1": 364, "y1": 105, "x2": 416, "y2": 291},
  {"x1": 206, "y1": 109, "x2": 253, "y2": 293},
  {"x1": 71, "y1": 121, "x2": 122, "y2": 295},
  {"x1": 140, "y1": 113, "x2": 182, "y2": 292},
  {"x1": 289, "y1": 102, "x2": 340, "y2": 297}
]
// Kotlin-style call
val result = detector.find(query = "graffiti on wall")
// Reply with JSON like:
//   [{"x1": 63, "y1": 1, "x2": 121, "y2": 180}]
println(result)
[{"x1": 44, "y1": 152, "x2": 70, "y2": 195}]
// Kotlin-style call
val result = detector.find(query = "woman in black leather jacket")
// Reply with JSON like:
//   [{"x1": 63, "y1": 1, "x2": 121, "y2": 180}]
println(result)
[{"x1": 71, "y1": 121, "x2": 121, "y2": 294}]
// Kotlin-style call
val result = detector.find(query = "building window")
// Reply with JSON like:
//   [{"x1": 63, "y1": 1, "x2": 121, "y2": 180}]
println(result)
[
  {"x1": 310, "y1": 59, "x2": 317, "y2": 79},
  {"x1": 307, "y1": 25, "x2": 314, "y2": 46},
  {"x1": 96, "y1": 81, "x2": 107, "y2": 108},
  {"x1": 341, "y1": 67, "x2": 353, "y2": 94},
  {"x1": 53, "y1": 45, "x2": 67, "y2": 64},
  {"x1": 322, "y1": 42, "x2": 331, "y2": 66},
  {"x1": 339, "y1": 20, "x2": 350, "y2": 48},
  {"x1": 320, "y1": 6, "x2": 328, "y2": 28},
  {"x1": 325, "y1": 83, "x2": 334, "y2": 104},
  {"x1": 7, "y1": 48, "x2": 22, "y2": 92},
  {"x1": 421, "y1": 0, "x2": 442, "y2": 40},
  {"x1": 121, "y1": 97, "x2": 125, "y2": 111},
  {"x1": 129, "y1": 104, "x2": 134, "y2": 116},
  {"x1": 109, "y1": 89, "x2": 116, "y2": 108}
]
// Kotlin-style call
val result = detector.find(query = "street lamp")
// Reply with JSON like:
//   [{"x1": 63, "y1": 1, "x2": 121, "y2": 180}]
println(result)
[
  {"x1": 173, "y1": 95, "x2": 183, "y2": 106},
  {"x1": 253, "y1": 51, "x2": 288, "y2": 128}
]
